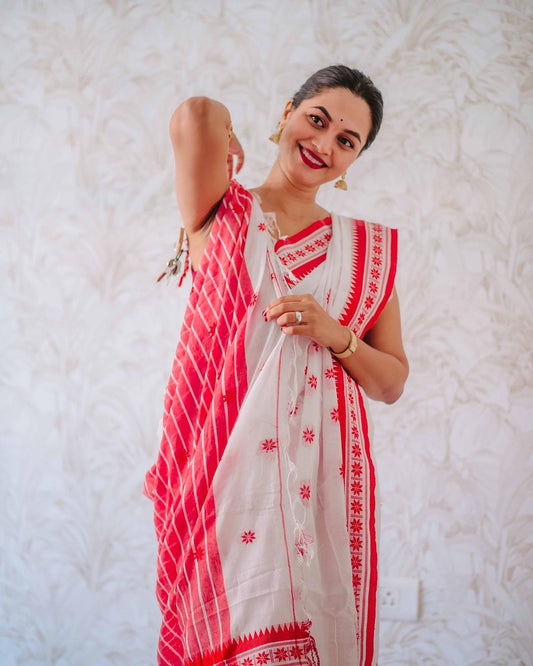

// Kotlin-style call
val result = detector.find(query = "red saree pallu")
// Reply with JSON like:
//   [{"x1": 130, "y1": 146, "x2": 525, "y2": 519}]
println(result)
[{"x1": 145, "y1": 180, "x2": 397, "y2": 665}]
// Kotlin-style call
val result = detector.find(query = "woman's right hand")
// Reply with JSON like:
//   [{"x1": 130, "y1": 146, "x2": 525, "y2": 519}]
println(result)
[{"x1": 227, "y1": 132, "x2": 244, "y2": 181}]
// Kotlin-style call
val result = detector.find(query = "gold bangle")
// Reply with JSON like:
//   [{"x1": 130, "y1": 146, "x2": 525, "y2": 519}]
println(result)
[{"x1": 329, "y1": 329, "x2": 358, "y2": 358}]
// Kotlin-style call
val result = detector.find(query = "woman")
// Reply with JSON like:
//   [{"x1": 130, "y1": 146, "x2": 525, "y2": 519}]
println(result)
[{"x1": 145, "y1": 65, "x2": 409, "y2": 666}]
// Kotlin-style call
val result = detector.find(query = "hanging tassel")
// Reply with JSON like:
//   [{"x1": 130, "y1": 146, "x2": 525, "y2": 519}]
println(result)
[{"x1": 157, "y1": 227, "x2": 190, "y2": 285}]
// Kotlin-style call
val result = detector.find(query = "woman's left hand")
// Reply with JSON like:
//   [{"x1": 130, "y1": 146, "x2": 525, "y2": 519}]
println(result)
[
  {"x1": 266, "y1": 289, "x2": 409, "y2": 403},
  {"x1": 264, "y1": 294, "x2": 350, "y2": 353}
]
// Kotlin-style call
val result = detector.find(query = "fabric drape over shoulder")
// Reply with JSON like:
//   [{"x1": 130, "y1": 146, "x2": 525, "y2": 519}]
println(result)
[{"x1": 145, "y1": 180, "x2": 397, "y2": 665}]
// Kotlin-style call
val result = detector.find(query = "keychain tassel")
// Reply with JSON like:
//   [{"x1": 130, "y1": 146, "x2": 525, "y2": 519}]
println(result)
[{"x1": 157, "y1": 227, "x2": 190, "y2": 285}]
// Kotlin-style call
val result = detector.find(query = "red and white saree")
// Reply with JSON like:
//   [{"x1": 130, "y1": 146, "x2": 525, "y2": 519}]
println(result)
[{"x1": 145, "y1": 180, "x2": 397, "y2": 665}]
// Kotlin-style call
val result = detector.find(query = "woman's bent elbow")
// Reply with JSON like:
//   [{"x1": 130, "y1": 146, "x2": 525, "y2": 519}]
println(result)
[
  {"x1": 382, "y1": 384, "x2": 405, "y2": 404},
  {"x1": 382, "y1": 364, "x2": 409, "y2": 404},
  {"x1": 377, "y1": 358, "x2": 408, "y2": 403},
  {"x1": 170, "y1": 97, "x2": 211, "y2": 138}
]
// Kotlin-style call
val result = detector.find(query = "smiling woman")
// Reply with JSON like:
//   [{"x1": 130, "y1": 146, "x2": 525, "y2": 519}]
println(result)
[
  {"x1": 272, "y1": 88, "x2": 372, "y2": 195},
  {"x1": 145, "y1": 65, "x2": 408, "y2": 665}
]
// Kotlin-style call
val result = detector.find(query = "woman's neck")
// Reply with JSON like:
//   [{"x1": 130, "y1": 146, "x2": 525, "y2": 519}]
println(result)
[{"x1": 253, "y1": 162, "x2": 328, "y2": 232}]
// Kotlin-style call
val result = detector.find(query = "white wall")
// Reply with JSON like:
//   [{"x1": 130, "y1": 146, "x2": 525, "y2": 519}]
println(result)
[{"x1": 1, "y1": 1, "x2": 531, "y2": 664}]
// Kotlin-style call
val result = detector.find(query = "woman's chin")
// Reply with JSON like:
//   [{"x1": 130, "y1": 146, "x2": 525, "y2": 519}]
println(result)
[{"x1": 286, "y1": 166, "x2": 331, "y2": 190}]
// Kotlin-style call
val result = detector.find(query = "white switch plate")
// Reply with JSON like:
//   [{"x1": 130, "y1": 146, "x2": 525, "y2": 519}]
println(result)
[{"x1": 379, "y1": 576, "x2": 419, "y2": 621}]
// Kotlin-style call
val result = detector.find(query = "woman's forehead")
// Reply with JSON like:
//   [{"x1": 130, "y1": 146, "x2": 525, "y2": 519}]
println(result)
[
  {"x1": 301, "y1": 87, "x2": 365, "y2": 109},
  {"x1": 298, "y1": 88, "x2": 371, "y2": 129}
]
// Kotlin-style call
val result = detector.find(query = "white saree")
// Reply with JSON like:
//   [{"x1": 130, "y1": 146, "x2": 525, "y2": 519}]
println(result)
[{"x1": 145, "y1": 180, "x2": 397, "y2": 666}]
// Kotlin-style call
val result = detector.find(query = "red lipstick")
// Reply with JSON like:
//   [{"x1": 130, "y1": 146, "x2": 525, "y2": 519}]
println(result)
[{"x1": 299, "y1": 145, "x2": 327, "y2": 169}]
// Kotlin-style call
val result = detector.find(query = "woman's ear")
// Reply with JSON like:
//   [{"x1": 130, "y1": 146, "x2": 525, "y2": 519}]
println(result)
[{"x1": 280, "y1": 98, "x2": 294, "y2": 127}]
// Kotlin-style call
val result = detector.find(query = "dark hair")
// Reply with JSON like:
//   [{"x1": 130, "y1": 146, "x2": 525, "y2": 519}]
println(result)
[{"x1": 291, "y1": 64, "x2": 383, "y2": 152}]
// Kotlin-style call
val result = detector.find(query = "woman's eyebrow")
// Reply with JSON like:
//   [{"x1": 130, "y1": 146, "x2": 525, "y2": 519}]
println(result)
[
  {"x1": 312, "y1": 105, "x2": 332, "y2": 121},
  {"x1": 312, "y1": 105, "x2": 362, "y2": 143},
  {"x1": 344, "y1": 129, "x2": 362, "y2": 143}
]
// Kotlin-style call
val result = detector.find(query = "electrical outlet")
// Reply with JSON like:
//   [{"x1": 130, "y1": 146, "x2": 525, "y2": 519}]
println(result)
[{"x1": 379, "y1": 576, "x2": 419, "y2": 622}]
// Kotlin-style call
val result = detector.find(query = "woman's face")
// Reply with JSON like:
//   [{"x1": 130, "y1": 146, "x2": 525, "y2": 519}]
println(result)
[{"x1": 277, "y1": 87, "x2": 372, "y2": 190}]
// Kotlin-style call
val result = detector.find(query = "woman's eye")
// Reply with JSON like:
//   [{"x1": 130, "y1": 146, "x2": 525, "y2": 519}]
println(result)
[
  {"x1": 309, "y1": 114, "x2": 324, "y2": 127},
  {"x1": 339, "y1": 136, "x2": 354, "y2": 149}
]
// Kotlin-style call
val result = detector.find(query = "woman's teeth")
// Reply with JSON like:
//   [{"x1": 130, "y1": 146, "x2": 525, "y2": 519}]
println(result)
[{"x1": 301, "y1": 146, "x2": 325, "y2": 167}]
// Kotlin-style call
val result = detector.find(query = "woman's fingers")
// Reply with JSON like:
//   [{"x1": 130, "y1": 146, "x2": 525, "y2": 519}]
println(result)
[
  {"x1": 264, "y1": 294, "x2": 344, "y2": 348},
  {"x1": 226, "y1": 153, "x2": 234, "y2": 180},
  {"x1": 266, "y1": 297, "x2": 318, "y2": 335},
  {"x1": 234, "y1": 147, "x2": 245, "y2": 173},
  {"x1": 229, "y1": 134, "x2": 245, "y2": 174},
  {"x1": 273, "y1": 310, "x2": 305, "y2": 327},
  {"x1": 265, "y1": 295, "x2": 311, "y2": 320},
  {"x1": 264, "y1": 296, "x2": 313, "y2": 329}
]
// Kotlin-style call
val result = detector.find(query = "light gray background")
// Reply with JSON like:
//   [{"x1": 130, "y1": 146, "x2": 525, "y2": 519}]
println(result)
[{"x1": 1, "y1": 1, "x2": 532, "y2": 664}]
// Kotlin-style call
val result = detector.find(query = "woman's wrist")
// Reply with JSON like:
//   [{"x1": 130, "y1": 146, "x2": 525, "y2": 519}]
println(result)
[
  {"x1": 328, "y1": 326, "x2": 358, "y2": 359},
  {"x1": 328, "y1": 326, "x2": 352, "y2": 354}
]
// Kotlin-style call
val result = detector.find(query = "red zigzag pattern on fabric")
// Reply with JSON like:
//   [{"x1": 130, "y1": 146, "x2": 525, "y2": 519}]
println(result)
[{"x1": 184, "y1": 621, "x2": 319, "y2": 666}]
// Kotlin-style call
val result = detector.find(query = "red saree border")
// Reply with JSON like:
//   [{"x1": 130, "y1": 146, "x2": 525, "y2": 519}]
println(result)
[
  {"x1": 339, "y1": 219, "x2": 398, "y2": 336},
  {"x1": 363, "y1": 223, "x2": 397, "y2": 335},
  {"x1": 334, "y1": 367, "x2": 378, "y2": 666},
  {"x1": 339, "y1": 219, "x2": 367, "y2": 329},
  {"x1": 356, "y1": 386, "x2": 378, "y2": 666},
  {"x1": 274, "y1": 215, "x2": 332, "y2": 248},
  {"x1": 333, "y1": 216, "x2": 397, "y2": 665},
  {"x1": 185, "y1": 621, "x2": 319, "y2": 666}
]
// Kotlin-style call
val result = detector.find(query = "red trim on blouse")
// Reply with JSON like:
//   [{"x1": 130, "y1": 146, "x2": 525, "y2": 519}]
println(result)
[{"x1": 274, "y1": 217, "x2": 332, "y2": 286}]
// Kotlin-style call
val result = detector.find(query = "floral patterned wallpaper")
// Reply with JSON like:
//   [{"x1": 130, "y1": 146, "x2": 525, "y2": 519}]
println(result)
[{"x1": 1, "y1": 1, "x2": 531, "y2": 664}]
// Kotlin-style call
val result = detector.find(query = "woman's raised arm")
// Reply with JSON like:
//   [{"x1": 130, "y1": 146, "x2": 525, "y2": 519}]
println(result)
[{"x1": 169, "y1": 97, "x2": 243, "y2": 238}]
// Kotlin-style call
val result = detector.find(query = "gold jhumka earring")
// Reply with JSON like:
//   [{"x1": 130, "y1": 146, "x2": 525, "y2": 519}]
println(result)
[
  {"x1": 334, "y1": 172, "x2": 348, "y2": 191},
  {"x1": 269, "y1": 123, "x2": 283, "y2": 144}
]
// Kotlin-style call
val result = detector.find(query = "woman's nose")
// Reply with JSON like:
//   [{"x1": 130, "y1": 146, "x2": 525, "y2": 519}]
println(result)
[{"x1": 312, "y1": 137, "x2": 332, "y2": 155}]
